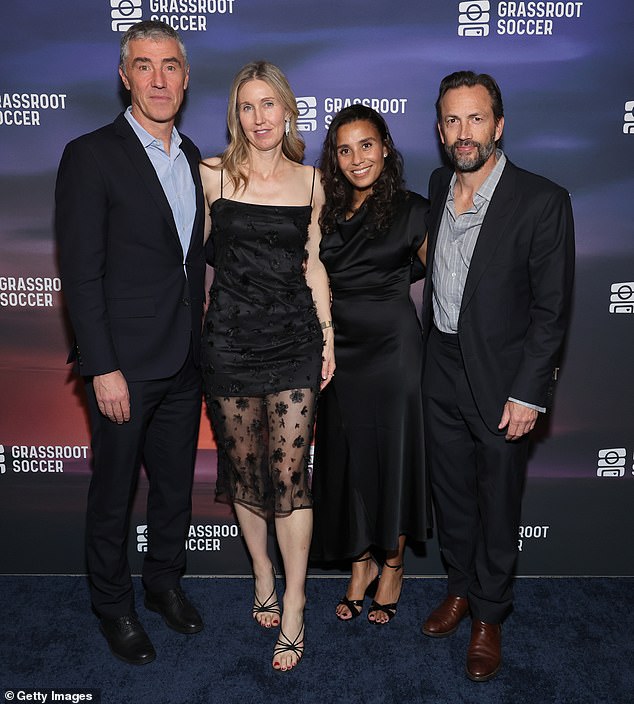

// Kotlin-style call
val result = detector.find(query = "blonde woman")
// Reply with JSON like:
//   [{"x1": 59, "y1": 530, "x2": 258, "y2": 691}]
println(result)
[{"x1": 200, "y1": 61, "x2": 334, "y2": 672}]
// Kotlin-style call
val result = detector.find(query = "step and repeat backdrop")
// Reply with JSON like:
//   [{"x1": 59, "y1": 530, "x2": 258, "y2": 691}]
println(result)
[{"x1": 1, "y1": 0, "x2": 633, "y2": 576}]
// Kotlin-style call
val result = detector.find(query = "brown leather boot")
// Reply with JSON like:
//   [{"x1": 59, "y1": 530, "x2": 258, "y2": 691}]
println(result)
[
  {"x1": 466, "y1": 620, "x2": 502, "y2": 682},
  {"x1": 421, "y1": 595, "x2": 469, "y2": 637}
]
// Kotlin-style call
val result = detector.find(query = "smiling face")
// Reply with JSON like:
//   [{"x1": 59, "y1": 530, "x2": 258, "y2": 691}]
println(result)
[
  {"x1": 437, "y1": 84, "x2": 504, "y2": 174},
  {"x1": 119, "y1": 37, "x2": 189, "y2": 136},
  {"x1": 237, "y1": 79, "x2": 289, "y2": 153},
  {"x1": 335, "y1": 119, "x2": 387, "y2": 205}
]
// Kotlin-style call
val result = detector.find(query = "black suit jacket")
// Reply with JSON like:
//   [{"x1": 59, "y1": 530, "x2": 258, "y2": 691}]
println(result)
[
  {"x1": 422, "y1": 159, "x2": 575, "y2": 432},
  {"x1": 55, "y1": 113, "x2": 206, "y2": 381}
]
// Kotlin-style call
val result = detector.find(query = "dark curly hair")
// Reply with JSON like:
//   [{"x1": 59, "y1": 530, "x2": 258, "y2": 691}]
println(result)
[{"x1": 319, "y1": 105, "x2": 406, "y2": 236}]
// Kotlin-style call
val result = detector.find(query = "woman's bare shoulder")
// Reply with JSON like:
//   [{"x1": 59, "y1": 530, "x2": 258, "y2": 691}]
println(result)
[
  {"x1": 199, "y1": 157, "x2": 224, "y2": 201},
  {"x1": 200, "y1": 155, "x2": 222, "y2": 171}
]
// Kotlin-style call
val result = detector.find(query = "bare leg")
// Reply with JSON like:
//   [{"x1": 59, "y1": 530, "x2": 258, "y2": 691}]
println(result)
[
  {"x1": 266, "y1": 389, "x2": 316, "y2": 670},
  {"x1": 273, "y1": 508, "x2": 312, "y2": 670},
  {"x1": 210, "y1": 395, "x2": 279, "y2": 627},
  {"x1": 234, "y1": 503, "x2": 279, "y2": 628},
  {"x1": 368, "y1": 535, "x2": 406, "y2": 624}
]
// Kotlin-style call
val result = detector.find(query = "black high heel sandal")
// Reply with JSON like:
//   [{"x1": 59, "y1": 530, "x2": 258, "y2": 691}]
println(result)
[
  {"x1": 336, "y1": 553, "x2": 379, "y2": 621},
  {"x1": 252, "y1": 569, "x2": 281, "y2": 628},
  {"x1": 367, "y1": 560, "x2": 403, "y2": 624},
  {"x1": 272, "y1": 622, "x2": 305, "y2": 671}
]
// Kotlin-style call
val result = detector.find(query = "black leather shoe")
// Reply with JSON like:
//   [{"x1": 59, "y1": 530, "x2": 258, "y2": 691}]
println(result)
[
  {"x1": 144, "y1": 587, "x2": 203, "y2": 634},
  {"x1": 99, "y1": 614, "x2": 156, "y2": 665}
]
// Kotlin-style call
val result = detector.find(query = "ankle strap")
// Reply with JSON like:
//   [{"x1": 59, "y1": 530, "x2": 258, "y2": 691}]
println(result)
[
  {"x1": 352, "y1": 553, "x2": 373, "y2": 563},
  {"x1": 383, "y1": 561, "x2": 403, "y2": 571}
]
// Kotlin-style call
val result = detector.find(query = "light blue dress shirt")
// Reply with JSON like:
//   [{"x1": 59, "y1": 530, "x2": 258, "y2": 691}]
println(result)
[{"x1": 124, "y1": 107, "x2": 196, "y2": 263}]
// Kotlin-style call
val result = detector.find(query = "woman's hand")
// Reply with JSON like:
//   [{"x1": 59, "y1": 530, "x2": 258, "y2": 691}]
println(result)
[{"x1": 320, "y1": 327, "x2": 336, "y2": 390}]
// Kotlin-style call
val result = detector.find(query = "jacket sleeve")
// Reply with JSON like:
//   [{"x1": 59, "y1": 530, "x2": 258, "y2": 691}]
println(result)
[
  {"x1": 509, "y1": 186, "x2": 575, "y2": 408},
  {"x1": 55, "y1": 138, "x2": 119, "y2": 376}
]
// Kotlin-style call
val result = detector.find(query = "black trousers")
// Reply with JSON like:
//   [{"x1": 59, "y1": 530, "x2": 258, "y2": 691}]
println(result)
[
  {"x1": 84, "y1": 348, "x2": 202, "y2": 619},
  {"x1": 423, "y1": 327, "x2": 528, "y2": 624}
]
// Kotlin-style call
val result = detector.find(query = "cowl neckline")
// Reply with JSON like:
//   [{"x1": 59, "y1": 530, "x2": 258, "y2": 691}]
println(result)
[{"x1": 337, "y1": 203, "x2": 374, "y2": 241}]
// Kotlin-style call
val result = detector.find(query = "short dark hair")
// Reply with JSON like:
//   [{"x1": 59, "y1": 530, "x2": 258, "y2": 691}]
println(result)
[
  {"x1": 435, "y1": 71, "x2": 504, "y2": 123},
  {"x1": 119, "y1": 20, "x2": 188, "y2": 73}
]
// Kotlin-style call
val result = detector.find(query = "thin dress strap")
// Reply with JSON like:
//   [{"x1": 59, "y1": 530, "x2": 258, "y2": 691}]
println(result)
[
  {"x1": 220, "y1": 169, "x2": 224, "y2": 198},
  {"x1": 309, "y1": 166, "x2": 316, "y2": 207}
]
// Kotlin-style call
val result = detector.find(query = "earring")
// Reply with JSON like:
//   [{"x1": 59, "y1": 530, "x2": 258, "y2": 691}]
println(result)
[
  {"x1": 285, "y1": 119, "x2": 290, "y2": 136},
  {"x1": 383, "y1": 152, "x2": 388, "y2": 158}
]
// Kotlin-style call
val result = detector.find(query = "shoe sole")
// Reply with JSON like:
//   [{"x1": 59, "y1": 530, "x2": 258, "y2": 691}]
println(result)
[
  {"x1": 421, "y1": 623, "x2": 460, "y2": 638},
  {"x1": 144, "y1": 598, "x2": 204, "y2": 634},
  {"x1": 466, "y1": 662, "x2": 501, "y2": 682},
  {"x1": 99, "y1": 624, "x2": 156, "y2": 666},
  {"x1": 107, "y1": 648, "x2": 156, "y2": 666},
  {"x1": 421, "y1": 608, "x2": 469, "y2": 638}
]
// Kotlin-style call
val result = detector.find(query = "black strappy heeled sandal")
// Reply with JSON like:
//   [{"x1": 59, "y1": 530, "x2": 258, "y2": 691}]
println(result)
[
  {"x1": 252, "y1": 570, "x2": 280, "y2": 628},
  {"x1": 336, "y1": 553, "x2": 379, "y2": 621},
  {"x1": 272, "y1": 622, "x2": 305, "y2": 671},
  {"x1": 367, "y1": 560, "x2": 403, "y2": 625}
]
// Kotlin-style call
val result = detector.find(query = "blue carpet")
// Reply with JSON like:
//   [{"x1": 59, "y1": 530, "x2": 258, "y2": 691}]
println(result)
[{"x1": 1, "y1": 576, "x2": 633, "y2": 704}]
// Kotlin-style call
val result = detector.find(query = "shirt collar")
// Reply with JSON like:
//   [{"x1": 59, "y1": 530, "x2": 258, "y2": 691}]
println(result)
[{"x1": 124, "y1": 106, "x2": 182, "y2": 152}]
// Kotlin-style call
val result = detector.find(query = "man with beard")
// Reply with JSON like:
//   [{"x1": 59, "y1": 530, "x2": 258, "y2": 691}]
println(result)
[{"x1": 420, "y1": 71, "x2": 574, "y2": 681}]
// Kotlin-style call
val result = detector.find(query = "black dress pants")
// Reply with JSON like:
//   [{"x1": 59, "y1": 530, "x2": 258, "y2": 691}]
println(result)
[
  {"x1": 84, "y1": 349, "x2": 202, "y2": 619},
  {"x1": 423, "y1": 327, "x2": 529, "y2": 623}
]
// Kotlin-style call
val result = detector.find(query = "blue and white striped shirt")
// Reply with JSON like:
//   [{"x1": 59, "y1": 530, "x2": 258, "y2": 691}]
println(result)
[
  {"x1": 432, "y1": 150, "x2": 506, "y2": 334},
  {"x1": 432, "y1": 150, "x2": 544, "y2": 412}
]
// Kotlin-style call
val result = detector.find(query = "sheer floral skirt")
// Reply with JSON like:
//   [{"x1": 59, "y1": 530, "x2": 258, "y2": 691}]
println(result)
[{"x1": 209, "y1": 388, "x2": 317, "y2": 518}]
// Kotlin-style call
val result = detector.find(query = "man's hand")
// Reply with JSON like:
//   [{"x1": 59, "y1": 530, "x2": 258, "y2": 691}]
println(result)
[
  {"x1": 93, "y1": 370, "x2": 130, "y2": 424},
  {"x1": 498, "y1": 400, "x2": 537, "y2": 441}
]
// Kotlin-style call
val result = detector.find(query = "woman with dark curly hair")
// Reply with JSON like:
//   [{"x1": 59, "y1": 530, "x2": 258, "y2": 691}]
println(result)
[{"x1": 311, "y1": 105, "x2": 429, "y2": 624}]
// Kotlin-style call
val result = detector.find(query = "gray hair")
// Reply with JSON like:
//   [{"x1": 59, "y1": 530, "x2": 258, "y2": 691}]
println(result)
[{"x1": 119, "y1": 20, "x2": 188, "y2": 73}]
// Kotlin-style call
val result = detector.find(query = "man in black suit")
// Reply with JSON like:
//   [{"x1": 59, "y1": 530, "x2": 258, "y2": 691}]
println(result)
[
  {"x1": 420, "y1": 71, "x2": 575, "y2": 681},
  {"x1": 55, "y1": 21, "x2": 206, "y2": 664}
]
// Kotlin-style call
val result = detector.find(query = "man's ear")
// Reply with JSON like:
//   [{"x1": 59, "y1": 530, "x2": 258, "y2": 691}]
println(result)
[
  {"x1": 119, "y1": 66, "x2": 130, "y2": 91},
  {"x1": 495, "y1": 116, "x2": 505, "y2": 143},
  {"x1": 437, "y1": 122, "x2": 445, "y2": 145}
]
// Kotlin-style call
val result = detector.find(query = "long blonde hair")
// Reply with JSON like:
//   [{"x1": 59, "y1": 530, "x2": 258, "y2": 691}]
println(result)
[{"x1": 220, "y1": 61, "x2": 305, "y2": 193}]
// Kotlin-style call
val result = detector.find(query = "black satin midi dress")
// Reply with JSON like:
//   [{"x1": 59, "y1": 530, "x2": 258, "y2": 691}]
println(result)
[{"x1": 311, "y1": 191, "x2": 431, "y2": 561}]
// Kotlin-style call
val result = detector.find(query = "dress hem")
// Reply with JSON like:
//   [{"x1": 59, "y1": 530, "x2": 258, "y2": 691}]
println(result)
[{"x1": 216, "y1": 491, "x2": 313, "y2": 520}]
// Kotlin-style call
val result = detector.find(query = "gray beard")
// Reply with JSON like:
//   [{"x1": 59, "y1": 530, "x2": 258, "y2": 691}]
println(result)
[{"x1": 445, "y1": 138, "x2": 496, "y2": 173}]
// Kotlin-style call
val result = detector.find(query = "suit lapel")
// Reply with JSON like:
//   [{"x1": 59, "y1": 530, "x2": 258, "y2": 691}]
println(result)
[
  {"x1": 114, "y1": 113, "x2": 180, "y2": 245},
  {"x1": 460, "y1": 161, "x2": 519, "y2": 315},
  {"x1": 180, "y1": 137, "x2": 204, "y2": 257},
  {"x1": 426, "y1": 170, "x2": 452, "y2": 289}
]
